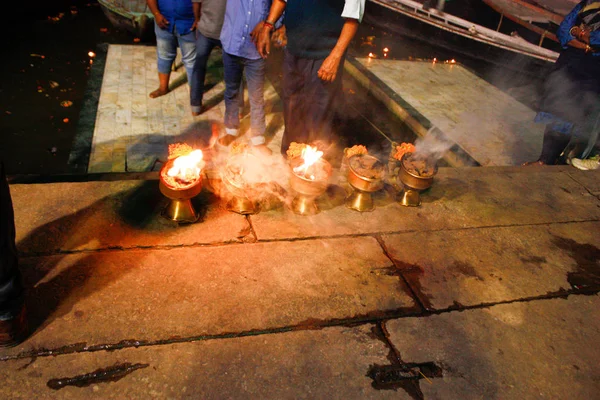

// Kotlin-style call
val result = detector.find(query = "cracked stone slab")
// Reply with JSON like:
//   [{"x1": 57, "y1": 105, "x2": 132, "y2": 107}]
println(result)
[
  {"x1": 566, "y1": 169, "x2": 600, "y2": 196},
  {"x1": 11, "y1": 180, "x2": 250, "y2": 254},
  {"x1": 1, "y1": 237, "x2": 415, "y2": 356},
  {"x1": 250, "y1": 167, "x2": 600, "y2": 240},
  {"x1": 385, "y1": 295, "x2": 600, "y2": 400},
  {"x1": 0, "y1": 325, "x2": 400, "y2": 399},
  {"x1": 381, "y1": 221, "x2": 600, "y2": 310}
]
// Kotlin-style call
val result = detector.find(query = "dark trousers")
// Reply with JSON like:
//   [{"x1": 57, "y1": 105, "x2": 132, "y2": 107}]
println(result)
[
  {"x1": 190, "y1": 32, "x2": 222, "y2": 113},
  {"x1": 0, "y1": 162, "x2": 23, "y2": 318},
  {"x1": 281, "y1": 49, "x2": 344, "y2": 155}
]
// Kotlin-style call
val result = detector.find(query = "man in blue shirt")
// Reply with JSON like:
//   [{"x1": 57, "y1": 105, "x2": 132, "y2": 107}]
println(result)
[
  {"x1": 218, "y1": 0, "x2": 275, "y2": 152},
  {"x1": 147, "y1": 0, "x2": 197, "y2": 110}
]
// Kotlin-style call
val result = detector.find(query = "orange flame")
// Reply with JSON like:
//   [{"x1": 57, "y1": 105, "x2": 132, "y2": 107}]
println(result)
[
  {"x1": 293, "y1": 145, "x2": 323, "y2": 180},
  {"x1": 167, "y1": 149, "x2": 204, "y2": 183}
]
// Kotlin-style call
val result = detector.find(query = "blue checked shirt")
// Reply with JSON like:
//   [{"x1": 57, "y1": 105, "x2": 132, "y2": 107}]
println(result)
[{"x1": 220, "y1": 0, "x2": 272, "y2": 60}]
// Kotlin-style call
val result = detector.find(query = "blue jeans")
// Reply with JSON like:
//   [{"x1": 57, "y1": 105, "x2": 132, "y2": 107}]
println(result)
[
  {"x1": 154, "y1": 22, "x2": 196, "y2": 90},
  {"x1": 223, "y1": 52, "x2": 266, "y2": 145},
  {"x1": 190, "y1": 32, "x2": 222, "y2": 114}
]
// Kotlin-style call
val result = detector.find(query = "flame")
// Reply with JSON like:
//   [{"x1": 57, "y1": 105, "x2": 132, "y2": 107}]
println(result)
[
  {"x1": 293, "y1": 145, "x2": 323, "y2": 180},
  {"x1": 167, "y1": 149, "x2": 204, "y2": 182}
]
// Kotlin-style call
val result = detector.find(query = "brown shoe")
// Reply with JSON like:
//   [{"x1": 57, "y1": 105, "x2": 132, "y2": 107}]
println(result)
[{"x1": 0, "y1": 304, "x2": 28, "y2": 348}]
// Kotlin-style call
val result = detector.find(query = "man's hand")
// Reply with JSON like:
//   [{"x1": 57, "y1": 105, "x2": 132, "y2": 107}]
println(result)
[
  {"x1": 191, "y1": 18, "x2": 199, "y2": 31},
  {"x1": 317, "y1": 54, "x2": 342, "y2": 82},
  {"x1": 272, "y1": 25, "x2": 287, "y2": 48},
  {"x1": 251, "y1": 21, "x2": 265, "y2": 44},
  {"x1": 256, "y1": 25, "x2": 272, "y2": 59},
  {"x1": 154, "y1": 13, "x2": 169, "y2": 29}
]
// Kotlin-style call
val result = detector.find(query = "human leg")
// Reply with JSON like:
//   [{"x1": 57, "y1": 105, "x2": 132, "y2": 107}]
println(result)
[
  {"x1": 281, "y1": 49, "x2": 309, "y2": 155},
  {"x1": 303, "y1": 55, "x2": 344, "y2": 149},
  {"x1": 221, "y1": 51, "x2": 244, "y2": 146},
  {"x1": 176, "y1": 29, "x2": 198, "y2": 109},
  {"x1": 540, "y1": 124, "x2": 572, "y2": 165},
  {"x1": 151, "y1": 23, "x2": 178, "y2": 98},
  {"x1": 191, "y1": 33, "x2": 220, "y2": 115},
  {"x1": 0, "y1": 162, "x2": 27, "y2": 347},
  {"x1": 243, "y1": 58, "x2": 267, "y2": 146}
]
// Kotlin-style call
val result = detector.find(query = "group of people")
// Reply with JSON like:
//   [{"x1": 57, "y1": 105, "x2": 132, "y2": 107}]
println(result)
[
  {"x1": 147, "y1": 0, "x2": 365, "y2": 156},
  {"x1": 525, "y1": 0, "x2": 600, "y2": 169}
]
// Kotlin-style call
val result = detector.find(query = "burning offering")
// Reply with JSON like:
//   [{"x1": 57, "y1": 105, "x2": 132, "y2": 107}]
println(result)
[
  {"x1": 161, "y1": 149, "x2": 205, "y2": 189},
  {"x1": 349, "y1": 154, "x2": 385, "y2": 180},
  {"x1": 158, "y1": 144, "x2": 205, "y2": 223},
  {"x1": 292, "y1": 145, "x2": 328, "y2": 181},
  {"x1": 220, "y1": 152, "x2": 277, "y2": 215},
  {"x1": 289, "y1": 144, "x2": 332, "y2": 215},
  {"x1": 397, "y1": 152, "x2": 438, "y2": 207},
  {"x1": 402, "y1": 153, "x2": 436, "y2": 177},
  {"x1": 286, "y1": 142, "x2": 308, "y2": 159},
  {"x1": 392, "y1": 142, "x2": 416, "y2": 161},
  {"x1": 346, "y1": 154, "x2": 386, "y2": 212},
  {"x1": 344, "y1": 145, "x2": 368, "y2": 159}
]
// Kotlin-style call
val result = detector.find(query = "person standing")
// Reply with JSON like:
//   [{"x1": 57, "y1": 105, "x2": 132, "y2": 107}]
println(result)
[
  {"x1": 0, "y1": 161, "x2": 27, "y2": 348},
  {"x1": 190, "y1": 0, "x2": 227, "y2": 116},
  {"x1": 523, "y1": 0, "x2": 600, "y2": 166},
  {"x1": 256, "y1": 0, "x2": 365, "y2": 156},
  {"x1": 218, "y1": 0, "x2": 277, "y2": 152},
  {"x1": 147, "y1": 0, "x2": 197, "y2": 107}
]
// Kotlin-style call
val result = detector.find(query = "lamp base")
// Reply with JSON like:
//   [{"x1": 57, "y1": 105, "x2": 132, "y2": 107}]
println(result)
[
  {"x1": 162, "y1": 199, "x2": 200, "y2": 223},
  {"x1": 398, "y1": 188, "x2": 421, "y2": 207},
  {"x1": 291, "y1": 195, "x2": 319, "y2": 216},
  {"x1": 226, "y1": 196, "x2": 258, "y2": 215},
  {"x1": 346, "y1": 189, "x2": 375, "y2": 212}
]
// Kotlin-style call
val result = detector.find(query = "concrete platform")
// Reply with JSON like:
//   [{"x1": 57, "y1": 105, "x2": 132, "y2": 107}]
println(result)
[
  {"x1": 1, "y1": 165, "x2": 599, "y2": 398},
  {"x1": 345, "y1": 57, "x2": 545, "y2": 167}
]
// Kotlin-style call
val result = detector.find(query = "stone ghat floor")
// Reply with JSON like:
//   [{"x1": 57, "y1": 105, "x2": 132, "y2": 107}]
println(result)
[
  {"x1": 1, "y1": 165, "x2": 599, "y2": 399},
  {"x1": 82, "y1": 45, "x2": 284, "y2": 173},
  {"x1": 346, "y1": 58, "x2": 546, "y2": 167}
]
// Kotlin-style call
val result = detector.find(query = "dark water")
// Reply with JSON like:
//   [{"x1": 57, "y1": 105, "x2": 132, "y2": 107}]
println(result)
[{"x1": 0, "y1": 0, "x2": 550, "y2": 174}]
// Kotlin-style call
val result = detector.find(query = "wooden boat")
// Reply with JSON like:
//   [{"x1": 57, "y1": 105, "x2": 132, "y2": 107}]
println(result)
[
  {"x1": 482, "y1": 0, "x2": 568, "y2": 47},
  {"x1": 98, "y1": 0, "x2": 154, "y2": 39},
  {"x1": 368, "y1": 0, "x2": 560, "y2": 62}
]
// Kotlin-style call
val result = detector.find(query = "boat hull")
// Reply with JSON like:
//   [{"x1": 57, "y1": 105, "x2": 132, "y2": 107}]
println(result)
[
  {"x1": 98, "y1": 0, "x2": 154, "y2": 40},
  {"x1": 365, "y1": 0, "x2": 556, "y2": 76}
]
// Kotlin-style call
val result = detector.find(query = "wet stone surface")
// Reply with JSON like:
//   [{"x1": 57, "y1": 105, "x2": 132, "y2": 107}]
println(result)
[
  {"x1": 0, "y1": 325, "x2": 400, "y2": 400},
  {"x1": 381, "y1": 221, "x2": 600, "y2": 310},
  {"x1": 385, "y1": 295, "x2": 600, "y2": 400},
  {"x1": 3, "y1": 237, "x2": 416, "y2": 355}
]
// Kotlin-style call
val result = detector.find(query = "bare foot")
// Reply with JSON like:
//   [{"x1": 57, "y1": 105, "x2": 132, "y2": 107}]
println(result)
[
  {"x1": 149, "y1": 88, "x2": 169, "y2": 98},
  {"x1": 521, "y1": 160, "x2": 545, "y2": 166}
]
